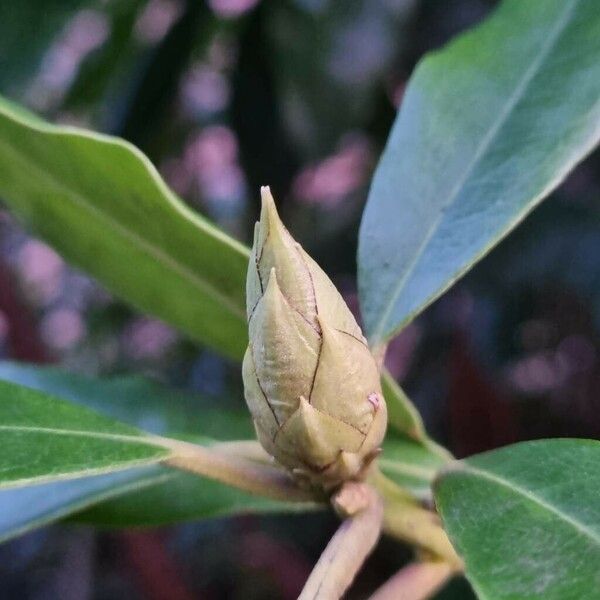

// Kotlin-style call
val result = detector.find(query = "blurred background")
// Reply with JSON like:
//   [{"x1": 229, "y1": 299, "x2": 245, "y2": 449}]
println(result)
[{"x1": 0, "y1": 0, "x2": 599, "y2": 598}]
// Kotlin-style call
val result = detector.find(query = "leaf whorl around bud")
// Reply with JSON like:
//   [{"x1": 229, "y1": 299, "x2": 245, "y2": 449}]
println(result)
[{"x1": 243, "y1": 187, "x2": 387, "y2": 490}]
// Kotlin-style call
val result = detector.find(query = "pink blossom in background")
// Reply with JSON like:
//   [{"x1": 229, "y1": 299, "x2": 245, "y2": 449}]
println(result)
[
  {"x1": 41, "y1": 308, "x2": 86, "y2": 351},
  {"x1": 506, "y1": 335, "x2": 596, "y2": 396},
  {"x1": 17, "y1": 241, "x2": 65, "y2": 307},
  {"x1": 293, "y1": 134, "x2": 373, "y2": 208},
  {"x1": 160, "y1": 125, "x2": 247, "y2": 221},
  {"x1": 184, "y1": 126, "x2": 245, "y2": 202},
  {"x1": 134, "y1": 0, "x2": 183, "y2": 44},
  {"x1": 186, "y1": 126, "x2": 238, "y2": 171},
  {"x1": 63, "y1": 10, "x2": 110, "y2": 54},
  {"x1": 122, "y1": 318, "x2": 178, "y2": 361},
  {"x1": 506, "y1": 351, "x2": 569, "y2": 395},
  {"x1": 26, "y1": 10, "x2": 109, "y2": 110},
  {"x1": 180, "y1": 64, "x2": 230, "y2": 115},
  {"x1": 208, "y1": 0, "x2": 261, "y2": 19}
]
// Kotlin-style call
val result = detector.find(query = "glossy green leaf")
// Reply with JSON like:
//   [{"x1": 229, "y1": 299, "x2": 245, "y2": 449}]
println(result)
[
  {"x1": 0, "y1": 363, "x2": 311, "y2": 540},
  {"x1": 359, "y1": 0, "x2": 600, "y2": 345},
  {"x1": 0, "y1": 98, "x2": 249, "y2": 359},
  {"x1": 434, "y1": 439, "x2": 600, "y2": 599},
  {"x1": 0, "y1": 378, "x2": 169, "y2": 489}
]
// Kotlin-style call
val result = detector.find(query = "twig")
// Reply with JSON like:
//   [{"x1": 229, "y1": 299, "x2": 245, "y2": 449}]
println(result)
[
  {"x1": 298, "y1": 482, "x2": 384, "y2": 600},
  {"x1": 368, "y1": 561, "x2": 456, "y2": 600},
  {"x1": 160, "y1": 437, "x2": 319, "y2": 504}
]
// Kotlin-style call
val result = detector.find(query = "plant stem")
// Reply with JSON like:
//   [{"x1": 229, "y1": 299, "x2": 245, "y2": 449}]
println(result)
[
  {"x1": 382, "y1": 502, "x2": 460, "y2": 567},
  {"x1": 207, "y1": 439, "x2": 273, "y2": 461},
  {"x1": 368, "y1": 561, "x2": 457, "y2": 600},
  {"x1": 160, "y1": 437, "x2": 319, "y2": 504},
  {"x1": 299, "y1": 482, "x2": 383, "y2": 600},
  {"x1": 373, "y1": 470, "x2": 462, "y2": 568}
]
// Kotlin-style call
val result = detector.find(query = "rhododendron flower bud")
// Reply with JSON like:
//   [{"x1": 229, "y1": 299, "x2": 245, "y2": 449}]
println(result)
[{"x1": 242, "y1": 187, "x2": 387, "y2": 489}]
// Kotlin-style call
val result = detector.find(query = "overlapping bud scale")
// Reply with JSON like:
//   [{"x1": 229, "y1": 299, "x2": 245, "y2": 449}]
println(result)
[{"x1": 243, "y1": 187, "x2": 387, "y2": 489}]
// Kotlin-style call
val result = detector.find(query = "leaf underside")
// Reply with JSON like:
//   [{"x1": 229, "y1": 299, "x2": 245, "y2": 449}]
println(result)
[{"x1": 359, "y1": 0, "x2": 600, "y2": 345}]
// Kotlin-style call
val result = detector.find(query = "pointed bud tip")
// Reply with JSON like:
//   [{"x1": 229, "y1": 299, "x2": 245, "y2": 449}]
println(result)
[
  {"x1": 259, "y1": 186, "x2": 281, "y2": 231},
  {"x1": 260, "y1": 185, "x2": 276, "y2": 213}
]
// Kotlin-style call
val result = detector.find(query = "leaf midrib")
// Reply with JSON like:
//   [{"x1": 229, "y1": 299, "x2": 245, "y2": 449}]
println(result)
[
  {"x1": 0, "y1": 122, "x2": 247, "y2": 322},
  {"x1": 454, "y1": 464, "x2": 600, "y2": 546},
  {"x1": 0, "y1": 424, "x2": 168, "y2": 447},
  {"x1": 371, "y1": 0, "x2": 579, "y2": 343}
]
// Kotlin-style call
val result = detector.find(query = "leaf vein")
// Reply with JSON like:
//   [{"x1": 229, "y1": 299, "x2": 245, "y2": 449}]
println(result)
[{"x1": 0, "y1": 425, "x2": 168, "y2": 448}]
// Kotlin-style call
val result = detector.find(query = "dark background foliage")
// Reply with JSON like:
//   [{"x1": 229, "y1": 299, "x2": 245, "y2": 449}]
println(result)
[{"x1": 0, "y1": 0, "x2": 598, "y2": 598}]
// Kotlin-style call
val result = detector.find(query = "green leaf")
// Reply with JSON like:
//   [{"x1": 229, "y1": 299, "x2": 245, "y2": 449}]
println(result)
[
  {"x1": 0, "y1": 378, "x2": 169, "y2": 489},
  {"x1": 358, "y1": 0, "x2": 600, "y2": 345},
  {"x1": 380, "y1": 435, "x2": 448, "y2": 500},
  {"x1": 0, "y1": 468, "x2": 167, "y2": 543},
  {"x1": 434, "y1": 439, "x2": 600, "y2": 599},
  {"x1": 0, "y1": 98, "x2": 249, "y2": 359},
  {"x1": 0, "y1": 363, "x2": 311, "y2": 540}
]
